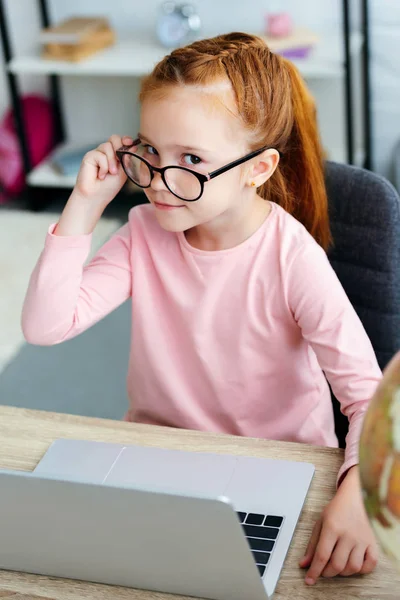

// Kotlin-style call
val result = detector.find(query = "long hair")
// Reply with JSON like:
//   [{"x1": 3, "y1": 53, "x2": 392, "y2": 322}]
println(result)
[{"x1": 140, "y1": 32, "x2": 331, "y2": 250}]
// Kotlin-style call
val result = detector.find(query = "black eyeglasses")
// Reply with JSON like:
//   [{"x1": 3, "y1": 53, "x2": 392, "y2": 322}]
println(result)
[{"x1": 116, "y1": 139, "x2": 270, "y2": 202}]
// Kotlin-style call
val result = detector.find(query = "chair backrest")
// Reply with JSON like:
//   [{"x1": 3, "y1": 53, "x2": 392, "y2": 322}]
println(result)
[{"x1": 324, "y1": 161, "x2": 400, "y2": 446}]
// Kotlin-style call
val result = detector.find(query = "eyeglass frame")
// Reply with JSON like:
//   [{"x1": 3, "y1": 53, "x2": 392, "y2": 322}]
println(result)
[{"x1": 116, "y1": 139, "x2": 272, "y2": 202}]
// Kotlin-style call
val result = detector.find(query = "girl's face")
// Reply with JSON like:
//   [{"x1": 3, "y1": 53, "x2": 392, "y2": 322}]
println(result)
[{"x1": 138, "y1": 86, "x2": 266, "y2": 233}]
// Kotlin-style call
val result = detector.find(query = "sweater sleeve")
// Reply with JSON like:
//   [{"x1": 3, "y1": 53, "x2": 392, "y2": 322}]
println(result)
[
  {"x1": 285, "y1": 240, "x2": 382, "y2": 486},
  {"x1": 21, "y1": 220, "x2": 132, "y2": 345}
]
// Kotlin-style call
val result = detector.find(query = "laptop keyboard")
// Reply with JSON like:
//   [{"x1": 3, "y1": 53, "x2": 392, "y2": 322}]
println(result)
[{"x1": 237, "y1": 512, "x2": 284, "y2": 577}]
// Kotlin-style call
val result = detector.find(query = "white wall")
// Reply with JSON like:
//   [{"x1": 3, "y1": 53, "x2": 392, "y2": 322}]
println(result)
[
  {"x1": 370, "y1": 0, "x2": 400, "y2": 179},
  {"x1": 1, "y1": 0, "x2": 399, "y2": 180},
  {"x1": 49, "y1": 0, "x2": 342, "y2": 37}
]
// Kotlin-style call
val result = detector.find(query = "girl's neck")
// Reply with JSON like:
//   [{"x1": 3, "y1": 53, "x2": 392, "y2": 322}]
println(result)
[{"x1": 184, "y1": 196, "x2": 271, "y2": 251}]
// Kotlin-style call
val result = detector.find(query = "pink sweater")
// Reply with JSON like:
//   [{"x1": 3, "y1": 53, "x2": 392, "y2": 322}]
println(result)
[{"x1": 22, "y1": 202, "x2": 382, "y2": 483}]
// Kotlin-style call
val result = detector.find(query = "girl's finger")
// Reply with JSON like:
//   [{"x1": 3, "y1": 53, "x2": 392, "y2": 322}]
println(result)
[
  {"x1": 96, "y1": 141, "x2": 119, "y2": 175},
  {"x1": 305, "y1": 523, "x2": 337, "y2": 585},
  {"x1": 299, "y1": 518, "x2": 322, "y2": 568},
  {"x1": 340, "y1": 544, "x2": 366, "y2": 577},
  {"x1": 108, "y1": 134, "x2": 125, "y2": 153},
  {"x1": 95, "y1": 152, "x2": 109, "y2": 180},
  {"x1": 122, "y1": 135, "x2": 134, "y2": 146},
  {"x1": 359, "y1": 544, "x2": 379, "y2": 575},
  {"x1": 83, "y1": 150, "x2": 109, "y2": 180},
  {"x1": 108, "y1": 134, "x2": 136, "y2": 154},
  {"x1": 321, "y1": 537, "x2": 354, "y2": 578}
]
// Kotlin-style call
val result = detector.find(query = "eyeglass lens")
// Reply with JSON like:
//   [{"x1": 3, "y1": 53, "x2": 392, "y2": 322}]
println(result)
[{"x1": 120, "y1": 146, "x2": 202, "y2": 201}]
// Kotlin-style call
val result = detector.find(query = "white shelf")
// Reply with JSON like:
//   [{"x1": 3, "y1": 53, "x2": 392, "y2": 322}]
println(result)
[
  {"x1": 8, "y1": 32, "x2": 363, "y2": 80},
  {"x1": 27, "y1": 143, "x2": 78, "y2": 188},
  {"x1": 291, "y1": 31, "x2": 363, "y2": 79},
  {"x1": 8, "y1": 37, "x2": 169, "y2": 77}
]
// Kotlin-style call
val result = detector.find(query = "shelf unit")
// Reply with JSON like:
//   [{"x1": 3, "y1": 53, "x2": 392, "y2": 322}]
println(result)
[
  {"x1": 7, "y1": 31, "x2": 363, "y2": 79},
  {"x1": 10, "y1": 28, "x2": 362, "y2": 188},
  {"x1": 0, "y1": 0, "x2": 372, "y2": 210}
]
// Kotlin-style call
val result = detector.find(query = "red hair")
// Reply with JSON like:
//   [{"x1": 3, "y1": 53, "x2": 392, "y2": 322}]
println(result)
[{"x1": 140, "y1": 32, "x2": 331, "y2": 250}]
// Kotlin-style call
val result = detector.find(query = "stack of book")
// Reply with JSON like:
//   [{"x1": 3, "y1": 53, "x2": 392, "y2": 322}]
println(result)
[
  {"x1": 51, "y1": 143, "x2": 102, "y2": 177},
  {"x1": 261, "y1": 28, "x2": 319, "y2": 60},
  {"x1": 40, "y1": 17, "x2": 115, "y2": 62}
]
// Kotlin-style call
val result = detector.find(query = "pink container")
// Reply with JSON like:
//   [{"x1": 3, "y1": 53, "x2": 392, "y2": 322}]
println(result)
[{"x1": 265, "y1": 13, "x2": 294, "y2": 38}]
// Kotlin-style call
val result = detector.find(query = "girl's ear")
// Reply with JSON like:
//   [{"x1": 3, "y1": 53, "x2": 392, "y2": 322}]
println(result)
[{"x1": 246, "y1": 149, "x2": 280, "y2": 188}]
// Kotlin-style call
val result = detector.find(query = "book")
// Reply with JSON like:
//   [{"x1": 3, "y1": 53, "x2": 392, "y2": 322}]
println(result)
[
  {"x1": 260, "y1": 28, "x2": 319, "y2": 55},
  {"x1": 42, "y1": 27, "x2": 115, "y2": 62},
  {"x1": 40, "y1": 17, "x2": 115, "y2": 62},
  {"x1": 51, "y1": 143, "x2": 103, "y2": 176},
  {"x1": 39, "y1": 17, "x2": 110, "y2": 45}
]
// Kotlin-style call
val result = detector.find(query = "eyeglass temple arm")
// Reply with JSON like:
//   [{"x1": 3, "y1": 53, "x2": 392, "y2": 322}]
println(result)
[{"x1": 208, "y1": 146, "x2": 271, "y2": 180}]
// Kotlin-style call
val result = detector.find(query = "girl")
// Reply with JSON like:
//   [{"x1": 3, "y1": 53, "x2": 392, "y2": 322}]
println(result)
[{"x1": 22, "y1": 32, "x2": 381, "y2": 585}]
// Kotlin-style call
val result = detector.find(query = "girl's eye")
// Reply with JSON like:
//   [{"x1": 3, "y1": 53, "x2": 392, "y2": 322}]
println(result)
[
  {"x1": 183, "y1": 154, "x2": 202, "y2": 166},
  {"x1": 143, "y1": 144, "x2": 158, "y2": 156}
]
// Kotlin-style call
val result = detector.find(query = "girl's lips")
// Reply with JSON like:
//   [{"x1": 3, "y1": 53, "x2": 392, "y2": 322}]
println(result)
[{"x1": 154, "y1": 201, "x2": 185, "y2": 211}]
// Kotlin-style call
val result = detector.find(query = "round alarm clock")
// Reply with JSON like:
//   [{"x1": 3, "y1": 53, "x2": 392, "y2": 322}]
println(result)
[{"x1": 156, "y1": 2, "x2": 201, "y2": 49}]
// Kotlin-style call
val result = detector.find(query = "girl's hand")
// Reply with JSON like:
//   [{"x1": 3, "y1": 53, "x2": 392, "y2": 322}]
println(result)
[
  {"x1": 54, "y1": 135, "x2": 137, "y2": 236},
  {"x1": 299, "y1": 465, "x2": 378, "y2": 585},
  {"x1": 73, "y1": 134, "x2": 136, "y2": 209}
]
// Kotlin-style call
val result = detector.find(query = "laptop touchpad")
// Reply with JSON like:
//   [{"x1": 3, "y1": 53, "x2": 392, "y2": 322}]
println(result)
[{"x1": 105, "y1": 446, "x2": 237, "y2": 497}]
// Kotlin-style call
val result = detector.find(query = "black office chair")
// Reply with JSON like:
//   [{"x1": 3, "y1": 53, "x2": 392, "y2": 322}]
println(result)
[{"x1": 325, "y1": 161, "x2": 400, "y2": 447}]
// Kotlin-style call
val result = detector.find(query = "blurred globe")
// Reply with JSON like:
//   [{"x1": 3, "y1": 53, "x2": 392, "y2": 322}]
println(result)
[{"x1": 359, "y1": 352, "x2": 400, "y2": 567}]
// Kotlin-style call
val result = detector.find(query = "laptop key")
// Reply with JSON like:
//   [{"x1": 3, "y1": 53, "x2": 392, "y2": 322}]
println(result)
[
  {"x1": 248, "y1": 537, "x2": 275, "y2": 552},
  {"x1": 257, "y1": 564, "x2": 266, "y2": 577},
  {"x1": 245, "y1": 513, "x2": 265, "y2": 525},
  {"x1": 243, "y1": 524, "x2": 279, "y2": 539},
  {"x1": 237, "y1": 512, "x2": 247, "y2": 523},
  {"x1": 264, "y1": 515, "x2": 284, "y2": 528},
  {"x1": 252, "y1": 551, "x2": 271, "y2": 565}
]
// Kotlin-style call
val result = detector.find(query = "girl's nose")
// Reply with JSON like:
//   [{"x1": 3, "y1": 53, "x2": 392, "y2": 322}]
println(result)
[{"x1": 150, "y1": 170, "x2": 168, "y2": 192}]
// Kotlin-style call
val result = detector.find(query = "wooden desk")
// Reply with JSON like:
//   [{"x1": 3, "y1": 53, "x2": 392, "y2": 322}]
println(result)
[{"x1": 0, "y1": 405, "x2": 398, "y2": 599}]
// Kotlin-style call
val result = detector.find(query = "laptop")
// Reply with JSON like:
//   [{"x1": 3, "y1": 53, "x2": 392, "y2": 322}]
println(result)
[{"x1": 0, "y1": 439, "x2": 314, "y2": 599}]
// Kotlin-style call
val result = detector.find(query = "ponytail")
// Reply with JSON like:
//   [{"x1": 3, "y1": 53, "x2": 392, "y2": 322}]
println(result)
[{"x1": 259, "y1": 58, "x2": 331, "y2": 250}]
